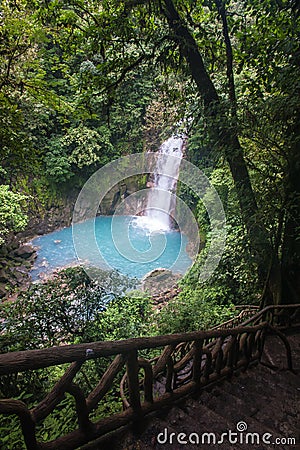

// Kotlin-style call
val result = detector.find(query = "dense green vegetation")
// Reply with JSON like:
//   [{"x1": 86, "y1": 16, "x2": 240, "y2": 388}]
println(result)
[
  {"x1": 0, "y1": 267, "x2": 238, "y2": 446},
  {"x1": 0, "y1": 0, "x2": 299, "y2": 446},
  {"x1": 1, "y1": 0, "x2": 299, "y2": 303}
]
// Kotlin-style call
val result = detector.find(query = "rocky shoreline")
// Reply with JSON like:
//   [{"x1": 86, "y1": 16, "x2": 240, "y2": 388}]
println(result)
[
  {"x1": 0, "y1": 242, "x2": 37, "y2": 300},
  {"x1": 0, "y1": 239, "x2": 183, "y2": 306}
]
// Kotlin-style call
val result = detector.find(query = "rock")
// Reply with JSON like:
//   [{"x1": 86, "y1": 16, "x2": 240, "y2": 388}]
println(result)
[
  {"x1": 23, "y1": 260, "x2": 33, "y2": 268},
  {"x1": 142, "y1": 268, "x2": 172, "y2": 282},
  {"x1": 0, "y1": 246, "x2": 8, "y2": 257},
  {"x1": 37, "y1": 228, "x2": 46, "y2": 235},
  {"x1": 28, "y1": 252, "x2": 37, "y2": 262},
  {"x1": 40, "y1": 260, "x2": 49, "y2": 267},
  {"x1": 8, "y1": 252, "x2": 21, "y2": 261},
  {"x1": 10, "y1": 241, "x2": 19, "y2": 250},
  {"x1": 11, "y1": 266, "x2": 28, "y2": 283},
  {"x1": 141, "y1": 268, "x2": 181, "y2": 295},
  {"x1": 14, "y1": 244, "x2": 35, "y2": 259},
  {"x1": 0, "y1": 283, "x2": 7, "y2": 298},
  {"x1": 0, "y1": 269, "x2": 9, "y2": 283},
  {"x1": 15, "y1": 265, "x2": 28, "y2": 274}
]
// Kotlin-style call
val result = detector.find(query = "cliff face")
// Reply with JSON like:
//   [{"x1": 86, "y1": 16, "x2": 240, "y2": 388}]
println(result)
[
  {"x1": 17, "y1": 176, "x2": 145, "y2": 240},
  {"x1": 72, "y1": 175, "x2": 148, "y2": 223}
]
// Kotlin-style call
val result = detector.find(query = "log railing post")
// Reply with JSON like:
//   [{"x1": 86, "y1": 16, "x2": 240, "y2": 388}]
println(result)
[
  {"x1": 202, "y1": 349, "x2": 212, "y2": 383},
  {"x1": 246, "y1": 332, "x2": 255, "y2": 364},
  {"x1": 192, "y1": 339, "x2": 203, "y2": 389},
  {"x1": 0, "y1": 400, "x2": 38, "y2": 450},
  {"x1": 138, "y1": 359, "x2": 154, "y2": 404},
  {"x1": 214, "y1": 337, "x2": 225, "y2": 374},
  {"x1": 267, "y1": 325, "x2": 294, "y2": 371},
  {"x1": 126, "y1": 350, "x2": 141, "y2": 413},
  {"x1": 87, "y1": 354, "x2": 126, "y2": 412},
  {"x1": 165, "y1": 356, "x2": 174, "y2": 392},
  {"x1": 33, "y1": 361, "x2": 82, "y2": 422},
  {"x1": 67, "y1": 383, "x2": 93, "y2": 434},
  {"x1": 225, "y1": 335, "x2": 237, "y2": 373}
]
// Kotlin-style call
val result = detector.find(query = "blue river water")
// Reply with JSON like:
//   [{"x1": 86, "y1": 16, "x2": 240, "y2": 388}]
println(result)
[{"x1": 30, "y1": 216, "x2": 192, "y2": 281}]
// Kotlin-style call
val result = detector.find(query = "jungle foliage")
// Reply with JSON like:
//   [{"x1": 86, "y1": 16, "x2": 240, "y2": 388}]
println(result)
[
  {"x1": 1, "y1": 0, "x2": 299, "y2": 304},
  {"x1": 0, "y1": 0, "x2": 299, "y2": 445}
]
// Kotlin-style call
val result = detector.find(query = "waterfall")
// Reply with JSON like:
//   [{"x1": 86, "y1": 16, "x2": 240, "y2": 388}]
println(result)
[{"x1": 136, "y1": 135, "x2": 184, "y2": 232}]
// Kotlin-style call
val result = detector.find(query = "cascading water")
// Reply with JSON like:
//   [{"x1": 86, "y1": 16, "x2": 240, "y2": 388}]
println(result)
[{"x1": 136, "y1": 135, "x2": 184, "y2": 232}]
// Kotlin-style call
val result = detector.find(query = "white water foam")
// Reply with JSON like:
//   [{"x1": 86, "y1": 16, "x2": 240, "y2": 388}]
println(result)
[{"x1": 135, "y1": 135, "x2": 184, "y2": 232}]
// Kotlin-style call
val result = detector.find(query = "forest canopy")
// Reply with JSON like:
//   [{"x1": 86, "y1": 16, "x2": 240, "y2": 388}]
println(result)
[
  {"x1": 0, "y1": 1, "x2": 300, "y2": 445},
  {"x1": 0, "y1": 0, "x2": 299, "y2": 307}
]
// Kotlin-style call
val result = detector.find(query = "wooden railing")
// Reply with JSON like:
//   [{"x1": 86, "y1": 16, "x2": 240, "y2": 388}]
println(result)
[
  {"x1": 211, "y1": 305, "x2": 259, "y2": 329},
  {"x1": 0, "y1": 304, "x2": 299, "y2": 450}
]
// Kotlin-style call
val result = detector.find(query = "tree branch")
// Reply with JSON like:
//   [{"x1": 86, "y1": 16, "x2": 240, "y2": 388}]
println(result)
[{"x1": 162, "y1": 0, "x2": 219, "y2": 108}]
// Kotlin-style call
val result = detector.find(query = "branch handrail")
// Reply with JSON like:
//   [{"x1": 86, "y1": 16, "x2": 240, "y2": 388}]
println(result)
[
  {"x1": 0, "y1": 303, "x2": 299, "y2": 450},
  {"x1": 210, "y1": 305, "x2": 259, "y2": 330},
  {"x1": 240, "y1": 303, "x2": 300, "y2": 326},
  {"x1": 0, "y1": 324, "x2": 274, "y2": 375}
]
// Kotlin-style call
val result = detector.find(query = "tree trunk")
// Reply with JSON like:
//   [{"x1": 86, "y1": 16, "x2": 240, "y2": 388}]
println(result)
[
  {"x1": 281, "y1": 135, "x2": 300, "y2": 304},
  {"x1": 161, "y1": 0, "x2": 281, "y2": 305}
]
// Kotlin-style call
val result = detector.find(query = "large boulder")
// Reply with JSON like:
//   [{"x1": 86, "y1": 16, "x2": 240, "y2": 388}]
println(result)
[
  {"x1": 0, "y1": 269, "x2": 9, "y2": 283},
  {"x1": 11, "y1": 265, "x2": 29, "y2": 284},
  {"x1": 14, "y1": 244, "x2": 35, "y2": 259},
  {"x1": 0, "y1": 283, "x2": 7, "y2": 298},
  {"x1": 141, "y1": 268, "x2": 181, "y2": 295}
]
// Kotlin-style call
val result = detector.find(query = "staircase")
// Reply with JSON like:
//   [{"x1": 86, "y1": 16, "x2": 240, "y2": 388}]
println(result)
[
  {"x1": 84, "y1": 332, "x2": 300, "y2": 450},
  {"x1": 0, "y1": 304, "x2": 299, "y2": 450}
]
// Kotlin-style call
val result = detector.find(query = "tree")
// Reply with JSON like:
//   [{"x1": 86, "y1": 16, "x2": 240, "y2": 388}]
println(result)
[
  {"x1": 235, "y1": 0, "x2": 300, "y2": 304},
  {"x1": 159, "y1": 0, "x2": 276, "y2": 288},
  {"x1": 65, "y1": 0, "x2": 297, "y2": 305},
  {"x1": 1, "y1": 0, "x2": 299, "y2": 305},
  {"x1": 0, "y1": 185, "x2": 28, "y2": 244}
]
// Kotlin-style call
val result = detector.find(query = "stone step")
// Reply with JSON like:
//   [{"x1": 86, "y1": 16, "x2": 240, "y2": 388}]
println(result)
[
  {"x1": 200, "y1": 387, "x2": 259, "y2": 418},
  {"x1": 177, "y1": 401, "x2": 251, "y2": 450},
  {"x1": 223, "y1": 373, "x2": 299, "y2": 434},
  {"x1": 121, "y1": 416, "x2": 190, "y2": 450},
  {"x1": 199, "y1": 393, "x2": 277, "y2": 437},
  {"x1": 167, "y1": 401, "x2": 235, "y2": 433},
  {"x1": 226, "y1": 366, "x2": 297, "y2": 400},
  {"x1": 127, "y1": 407, "x2": 245, "y2": 450},
  {"x1": 262, "y1": 334, "x2": 300, "y2": 371},
  {"x1": 101, "y1": 332, "x2": 300, "y2": 450}
]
